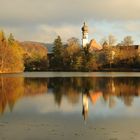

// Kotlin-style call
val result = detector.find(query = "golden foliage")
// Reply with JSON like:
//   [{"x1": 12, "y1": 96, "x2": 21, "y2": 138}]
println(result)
[{"x1": 0, "y1": 31, "x2": 24, "y2": 73}]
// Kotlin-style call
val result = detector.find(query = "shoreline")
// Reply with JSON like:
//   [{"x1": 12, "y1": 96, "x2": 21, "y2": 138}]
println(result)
[
  {"x1": 1, "y1": 68, "x2": 140, "y2": 74},
  {"x1": 0, "y1": 71, "x2": 140, "y2": 78}
]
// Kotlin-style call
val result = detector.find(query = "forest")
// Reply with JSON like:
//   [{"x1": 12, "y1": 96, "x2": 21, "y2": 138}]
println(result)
[
  {"x1": 0, "y1": 31, "x2": 140, "y2": 73},
  {"x1": 49, "y1": 36, "x2": 140, "y2": 71}
]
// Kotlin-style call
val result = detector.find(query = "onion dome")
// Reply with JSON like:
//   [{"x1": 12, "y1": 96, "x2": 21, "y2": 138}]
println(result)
[{"x1": 81, "y1": 22, "x2": 88, "y2": 32}]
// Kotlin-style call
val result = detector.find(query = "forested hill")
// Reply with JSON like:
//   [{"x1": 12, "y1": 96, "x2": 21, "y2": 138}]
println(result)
[
  {"x1": 20, "y1": 41, "x2": 53, "y2": 53},
  {"x1": 19, "y1": 41, "x2": 49, "y2": 71},
  {"x1": 20, "y1": 41, "x2": 48, "y2": 56}
]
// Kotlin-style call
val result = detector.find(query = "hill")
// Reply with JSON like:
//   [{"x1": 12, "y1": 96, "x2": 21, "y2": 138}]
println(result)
[
  {"x1": 20, "y1": 41, "x2": 49, "y2": 71},
  {"x1": 20, "y1": 41, "x2": 48, "y2": 58}
]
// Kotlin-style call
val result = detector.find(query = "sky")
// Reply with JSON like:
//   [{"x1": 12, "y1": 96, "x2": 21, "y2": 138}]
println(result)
[{"x1": 0, "y1": 0, "x2": 140, "y2": 44}]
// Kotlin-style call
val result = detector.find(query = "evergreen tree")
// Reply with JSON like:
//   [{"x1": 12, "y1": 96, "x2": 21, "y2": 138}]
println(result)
[
  {"x1": 85, "y1": 54, "x2": 98, "y2": 71},
  {"x1": 8, "y1": 33, "x2": 15, "y2": 45},
  {"x1": 51, "y1": 36, "x2": 64, "y2": 70}
]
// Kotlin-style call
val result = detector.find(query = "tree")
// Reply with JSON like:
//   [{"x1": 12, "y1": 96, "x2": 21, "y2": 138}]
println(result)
[
  {"x1": 51, "y1": 36, "x2": 64, "y2": 70},
  {"x1": 0, "y1": 31, "x2": 7, "y2": 72},
  {"x1": 108, "y1": 34, "x2": 116, "y2": 46},
  {"x1": 53, "y1": 36, "x2": 63, "y2": 57},
  {"x1": 8, "y1": 33, "x2": 15, "y2": 45},
  {"x1": 122, "y1": 36, "x2": 134, "y2": 46},
  {"x1": 66, "y1": 37, "x2": 80, "y2": 54},
  {"x1": 21, "y1": 42, "x2": 48, "y2": 71},
  {"x1": 85, "y1": 54, "x2": 98, "y2": 71},
  {"x1": 100, "y1": 37, "x2": 108, "y2": 46},
  {"x1": 100, "y1": 34, "x2": 116, "y2": 47},
  {"x1": 63, "y1": 37, "x2": 81, "y2": 70},
  {"x1": 0, "y1": 31, "x2": 24, "y2": 73},
  {"x1": 97, "y1": 46, "x2": 114, "y2": 69},
  {"x1": 73, "y1": 52, "x2": 84, "y2": 71}
]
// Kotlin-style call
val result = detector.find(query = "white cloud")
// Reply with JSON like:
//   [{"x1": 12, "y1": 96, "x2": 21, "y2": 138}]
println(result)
[
  {"x1": 1, "y1": 0, "x2": 140, "y2": 23},
  {"x1": 37, "y1": 24, "x2": 81, "y2": 42},
  {"x1": 0, "y1": 0, "x2": 140, "y2": 43}
]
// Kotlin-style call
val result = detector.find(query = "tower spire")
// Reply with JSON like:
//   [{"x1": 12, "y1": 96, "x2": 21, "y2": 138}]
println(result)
[{"x1": 81, "y1": 22, "x2": 88, "y2": 48}]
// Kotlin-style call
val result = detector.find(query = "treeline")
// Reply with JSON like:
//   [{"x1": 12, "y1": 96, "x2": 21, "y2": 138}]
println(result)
[
  {"x1": 0, "y1": 31, "x2": 48, "y2": 73},
  {"x1": 0, "y1": 31, "x2": 140, "y2": 73},
  {"x1": 49, "y1": 36, "x2": 140, "y2": 71}
]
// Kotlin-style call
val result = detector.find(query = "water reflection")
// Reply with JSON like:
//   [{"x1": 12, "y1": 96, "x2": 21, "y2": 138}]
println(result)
[{"x1": 0, "y1": 77, "x2": 140, "y2": 119}]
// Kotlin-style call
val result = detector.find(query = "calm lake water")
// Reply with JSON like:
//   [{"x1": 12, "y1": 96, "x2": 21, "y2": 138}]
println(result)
[{"x1": 0, "y1": 72, "x2": 140, "y2": 140}]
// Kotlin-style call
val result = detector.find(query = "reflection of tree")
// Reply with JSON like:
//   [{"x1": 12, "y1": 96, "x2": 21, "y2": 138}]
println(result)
[
  {"x1": 48, "y1": 78, "x2": 63, "y2": 106},
  {"x1": 49, "y1": 78, "x2": 81, "y2": 106},
  {"x1": 48, "y1": 77, "x2": 140, "y2": 108},
  {"x1": 0, "y1": 76, "x2": 140, "y2": 116},
  {"x1": 0, "y1": 77, "x2": 48, "y2": 115},
  {"x1": 0, "y1": 77, "x2": 24, "y2": 114},
  {"x1": 101, "y1": 77, "x2": 140, "y2": 107},
  {"x1": 24, "y1": 78, "x2": 48, "y2": 96}
]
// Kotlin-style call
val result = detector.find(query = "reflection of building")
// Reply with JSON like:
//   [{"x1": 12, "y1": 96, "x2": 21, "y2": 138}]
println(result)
[
  {"x1": 89, "y1": 91, "x2": 102, "y2": 104},
  {"x1": 82, "y1": 91, "x2": 102, "y2": 120},
  {"x1": 82, "y1": 94, "x2": 89, "y2": 120}
]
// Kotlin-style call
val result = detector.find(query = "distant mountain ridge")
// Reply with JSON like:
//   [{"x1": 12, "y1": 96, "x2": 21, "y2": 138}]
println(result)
[{"x1": 43, "y1": 43, "x2": 53, "y2": 53}]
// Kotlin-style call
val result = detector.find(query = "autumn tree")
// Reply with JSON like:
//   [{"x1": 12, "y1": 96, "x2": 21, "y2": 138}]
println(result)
[
  {"x1": 0, "y1": 31, "x2": 24, "y2": 73},
  {"x1": 108, "y1": 34, "x2": 116, "y2": 46},
  {"x1": 63, "y1": 37, "x2": 81, "y2": 70},
  {"x1": 0, "y1": 31, "x2": 7, "y2": 72},
  {"x1": 8, "y1": 34, "x2": 24, "y2": 72},
  {"x1": 21, "y1": 42, "x2": 48, "y2": 71},
  {"x1": 73, "y1": 52, "x2": 84, "y2": 71},
  {"x1": 85, "y1": 53, "x2": 98, "y2": 71},
  {"x1": 97, "y1": 46, "x2": 115, "y2": 69}
]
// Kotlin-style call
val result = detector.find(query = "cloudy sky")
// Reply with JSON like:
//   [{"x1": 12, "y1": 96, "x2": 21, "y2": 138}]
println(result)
[{"x1": 1, "y1": 0, "x2": 140, "y2": 44}]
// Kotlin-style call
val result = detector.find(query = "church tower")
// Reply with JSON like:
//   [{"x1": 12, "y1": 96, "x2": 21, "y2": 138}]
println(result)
[{"x1": 81, "y1": 22, "x2": 88, "y2": 48}]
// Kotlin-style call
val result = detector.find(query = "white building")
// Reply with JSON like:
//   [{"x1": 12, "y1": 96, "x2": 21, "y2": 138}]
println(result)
[{"x1": 81, "y1": 22, "x2": 88, "y2": 48}]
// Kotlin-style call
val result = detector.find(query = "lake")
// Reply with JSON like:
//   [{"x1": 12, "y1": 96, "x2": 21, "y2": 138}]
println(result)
[{"x1": 0, "y1": 72, "x2": 140, "y2": 140}]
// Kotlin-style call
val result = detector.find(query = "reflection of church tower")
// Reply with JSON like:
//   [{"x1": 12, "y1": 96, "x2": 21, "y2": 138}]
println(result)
[
  {"x1": 81, "y1": 22, "x2": 88, "y2": 48},
  {"x1": 82, "y1": 94, "x2": 89, "y2": 120}
]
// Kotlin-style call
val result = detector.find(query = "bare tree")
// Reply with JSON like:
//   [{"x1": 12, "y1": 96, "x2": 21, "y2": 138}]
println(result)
[
  {"x1": 108, "y1": 34, "x2": 116, "y2": 46},
  {"x1": 122, "y1": 36, "x2": 134, "y2": 46},
  {"x1": 100, "y1": 35, "x2": 116, "y2": 47},
  {"x1": 100, "y1": 37, "x2": 108, "y2": 46}
]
